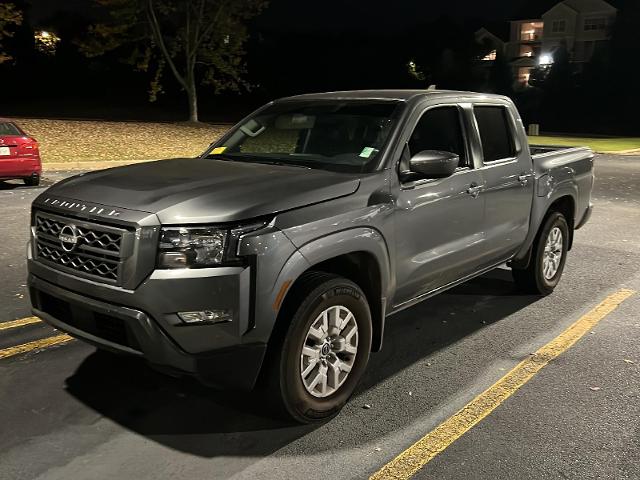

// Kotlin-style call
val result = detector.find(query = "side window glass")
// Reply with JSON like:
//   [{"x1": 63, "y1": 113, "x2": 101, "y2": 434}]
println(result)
[
  {"x1": 474, "y1": 106, "x2": 515, "y2": 162},
  {"x1": 408, "y1": 107, "x2": 469, "y2": 168}
]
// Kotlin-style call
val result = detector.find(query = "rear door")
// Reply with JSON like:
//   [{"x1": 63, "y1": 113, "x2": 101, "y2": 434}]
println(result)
[
  {"x1": 393, "y1": 104, "x2": 487, "y2": 307},
  {"x1": 473, "y1": 104, "x2": 534, "y2": 264}
]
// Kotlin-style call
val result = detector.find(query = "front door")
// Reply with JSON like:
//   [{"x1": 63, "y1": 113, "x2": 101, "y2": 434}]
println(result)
[{"x1": 393, "y1": 105, "x2": 487, "y2": 308}]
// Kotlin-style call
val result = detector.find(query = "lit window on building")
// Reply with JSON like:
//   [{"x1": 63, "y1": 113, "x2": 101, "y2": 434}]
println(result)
[
  {"x1": 481, "y1": 50, "x2": 497, "y2": 61},
  {"x1": 520, "y1": 22, "x2": 543, "y2": 41},
  {"x1": 34, "y1": 31, "x2": 61, "y2": 54},
  {"x1": 520, "y1": 45, "x2": 535, "y2": 57},
  {"x1": 518, "y1": 67, "x2": 532, "y2": 85}
]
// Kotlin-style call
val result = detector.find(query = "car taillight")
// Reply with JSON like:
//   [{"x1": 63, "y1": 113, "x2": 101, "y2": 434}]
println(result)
[{"x1": 18, "y1": 139, "x2": 39, "y2": 155}]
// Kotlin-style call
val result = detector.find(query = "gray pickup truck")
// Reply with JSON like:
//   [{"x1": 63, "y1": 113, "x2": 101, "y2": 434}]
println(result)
[{"x1": 28, "y1": 90, "x2": 594, "y2": 423}]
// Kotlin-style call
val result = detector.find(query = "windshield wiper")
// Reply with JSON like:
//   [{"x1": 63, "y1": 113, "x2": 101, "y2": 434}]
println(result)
[
  {"x1": 250, "y1": 159, "x2": 312, "y2": 169},
  {"x1": 207, "y1": 153, "x2": 313, "y2": 169},
  {"x1": 206, "y1": 153, "x2": 236, "y2": 162}
]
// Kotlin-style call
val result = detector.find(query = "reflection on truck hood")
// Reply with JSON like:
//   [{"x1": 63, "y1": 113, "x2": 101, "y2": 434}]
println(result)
[{"x1": 46, "y1": 158, "x2": 361, "y2": 224}]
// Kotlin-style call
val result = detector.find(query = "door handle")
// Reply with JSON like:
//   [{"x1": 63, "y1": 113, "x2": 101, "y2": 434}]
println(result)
[
  {"x1": 518, "y1": 174, "x2": 530, "y2": 185},
  {"x1": 467, "y1": 183, "x2": 482, "y2": 198}
]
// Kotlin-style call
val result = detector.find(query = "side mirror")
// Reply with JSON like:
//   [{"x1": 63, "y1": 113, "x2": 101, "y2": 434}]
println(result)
[{"x1": 409, "y1": 150, "x2": 459, "y2": 178}]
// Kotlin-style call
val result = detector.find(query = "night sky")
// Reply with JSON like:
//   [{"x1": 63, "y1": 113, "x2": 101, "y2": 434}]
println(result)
[{"x1": 27, "y1": 0, "x2": 568, "y2": 29}]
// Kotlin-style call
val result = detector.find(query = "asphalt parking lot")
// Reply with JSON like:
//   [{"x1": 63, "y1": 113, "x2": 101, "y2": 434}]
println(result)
[{"x1": 0, "y1": 156, "x2": 639, "y2": 480}]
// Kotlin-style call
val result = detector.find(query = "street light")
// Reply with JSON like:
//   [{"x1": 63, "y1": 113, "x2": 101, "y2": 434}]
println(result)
[{"x1": 539, "y1": 54, "x2": 554, "y2": 65}]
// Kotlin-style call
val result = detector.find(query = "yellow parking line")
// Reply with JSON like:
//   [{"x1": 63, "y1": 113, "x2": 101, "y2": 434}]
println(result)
[
  {"x1": 0, "y1": 334, "x2": 74, "y2": 360},
  {"x1": 371, "y1": 288, "x2": 635, "y2": 480},
  {"x1": 0, "y1": 316, "x2": 41, "y2": 331}
]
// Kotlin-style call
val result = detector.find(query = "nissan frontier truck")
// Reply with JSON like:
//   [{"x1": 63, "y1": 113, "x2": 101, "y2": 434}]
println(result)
[{"x1": 28, "y1": 90, "x2": 594, "y2": 423}]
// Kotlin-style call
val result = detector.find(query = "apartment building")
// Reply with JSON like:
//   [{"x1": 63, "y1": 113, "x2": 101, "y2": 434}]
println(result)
[{"x1": 477, "y1": 0, "x2": 617, "y2": 87}]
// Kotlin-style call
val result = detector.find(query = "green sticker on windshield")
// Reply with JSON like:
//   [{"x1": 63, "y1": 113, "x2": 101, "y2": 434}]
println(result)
[{"x1": 359, "y1": 147, "x2": 377, "y2": 158}]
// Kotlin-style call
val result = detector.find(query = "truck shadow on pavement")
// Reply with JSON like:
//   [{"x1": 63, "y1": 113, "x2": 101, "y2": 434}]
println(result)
[{"x1": 64, "y1": 267, "x2": 540, "y2": 458}]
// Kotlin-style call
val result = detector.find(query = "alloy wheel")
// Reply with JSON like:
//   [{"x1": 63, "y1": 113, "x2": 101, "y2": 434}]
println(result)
[
  {"x1": 543, "y1": 226, "x2": 563, "y2": 280},
  {"x1": 300, "y1": 305, "x2": 358, "y2": 398}
]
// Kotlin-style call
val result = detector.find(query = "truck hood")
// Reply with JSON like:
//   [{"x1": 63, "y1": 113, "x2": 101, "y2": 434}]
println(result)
[{"x1": 43, "y1": 158, "x2": 361, "y2": 224}]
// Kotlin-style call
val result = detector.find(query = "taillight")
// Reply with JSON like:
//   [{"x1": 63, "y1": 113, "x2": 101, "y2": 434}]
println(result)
[{"x1": 18, "y1": 138, "x2": 39, "y2": 155}]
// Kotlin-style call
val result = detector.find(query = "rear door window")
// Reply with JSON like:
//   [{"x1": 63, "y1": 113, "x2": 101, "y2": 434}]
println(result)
[{"x1": 474, "y1": 106, "x2": 515, "y2": 162}]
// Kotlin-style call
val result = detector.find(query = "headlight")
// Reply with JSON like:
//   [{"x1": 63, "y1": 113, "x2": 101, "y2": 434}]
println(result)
[
  {"x1": 157, "y1": 221, "x2": 269, "y2": 269},
  {"x1": 158, "y1": 227, "x2": 227, "y2": 268}
]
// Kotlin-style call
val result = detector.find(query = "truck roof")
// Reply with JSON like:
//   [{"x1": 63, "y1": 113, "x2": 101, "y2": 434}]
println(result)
[{"x1": 277, "y1": 89, "x2": 504, "y2": 102}]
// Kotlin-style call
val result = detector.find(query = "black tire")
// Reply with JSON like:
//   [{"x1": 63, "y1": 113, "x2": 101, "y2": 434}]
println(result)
[
  {"x1": 23, "y1": 174, "x2": 40, "y2": 186},
  {"x1": 265, "y1": 272, "x2": 372, "y2": 424},
  {"x1": 512, "y1": 212, "x2": 569, "y2": 295}
]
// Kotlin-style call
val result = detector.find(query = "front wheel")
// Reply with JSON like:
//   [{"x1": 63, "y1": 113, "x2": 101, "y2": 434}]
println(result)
[
  {"x1": 512, "y1": 212, "x2": 569, "y2": 295},
  {"x1": 266, "y1": 272, "x2": 372, "y2": 423}
]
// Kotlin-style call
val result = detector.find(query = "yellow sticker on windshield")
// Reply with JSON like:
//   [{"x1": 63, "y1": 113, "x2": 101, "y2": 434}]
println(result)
[{"x1": 211, "y1": 146, "x2": 227, "y2": 154}]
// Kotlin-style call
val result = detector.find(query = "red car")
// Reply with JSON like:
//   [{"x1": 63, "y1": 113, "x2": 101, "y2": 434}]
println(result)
[{"x1": 0, "y1": 119, "x2": 41, "y2": 186}]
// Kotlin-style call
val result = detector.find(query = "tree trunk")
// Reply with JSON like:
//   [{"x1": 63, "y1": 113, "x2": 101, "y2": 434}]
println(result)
[
  {"x1": 187, "y1": 84, "x2": 198, "y2": 122},
  {"x1": 186, "y1": 66, "x2": 198, "y2": 122}
]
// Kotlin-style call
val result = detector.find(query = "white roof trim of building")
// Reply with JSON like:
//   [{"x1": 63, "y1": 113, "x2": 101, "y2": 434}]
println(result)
[
  {"x1": 475, "y1": 28, "x2": 506, "y2": 45},
  {"x1": 544, "y1": 0, "x2": 617, "y2": 17}
]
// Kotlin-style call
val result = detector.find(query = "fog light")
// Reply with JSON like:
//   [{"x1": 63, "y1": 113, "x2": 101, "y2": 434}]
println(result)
[{"x1": 178, "y1": 310, "x2": 232, "y2": 324}]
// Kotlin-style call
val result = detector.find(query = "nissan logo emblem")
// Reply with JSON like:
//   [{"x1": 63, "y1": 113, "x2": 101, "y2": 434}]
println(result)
[{"x1": 58, "y1": 225, "x2": 80, "y2": 252}]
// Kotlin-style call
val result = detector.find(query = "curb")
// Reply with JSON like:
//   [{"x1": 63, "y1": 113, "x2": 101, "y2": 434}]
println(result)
[{"x1": 600, "y1": 149, "x2": 640, "y2": 156}]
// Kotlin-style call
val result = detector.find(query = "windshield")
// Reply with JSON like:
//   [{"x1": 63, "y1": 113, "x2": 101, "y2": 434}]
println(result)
[{"x1": 206, "y1": 100, "x2": 402, "y2": 172}]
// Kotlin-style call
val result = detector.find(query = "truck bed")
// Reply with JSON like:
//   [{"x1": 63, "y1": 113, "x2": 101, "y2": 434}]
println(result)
[
  {"x1": 529, "y1": 144, "x2": 590, "y2": 157},
  {"x1": 527, "y1": 143, "x2": 594, "y2": 238}
]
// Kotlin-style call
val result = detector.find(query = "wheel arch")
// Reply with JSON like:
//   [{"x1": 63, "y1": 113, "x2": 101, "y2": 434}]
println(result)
[
  {"x1": 547, "y1": 195, "x2": 576, "y2": 249},
  {"x1": 512, "y1": 191, "x2": 577, "y2": 268},
  {"x1": 270, "y1": 228, "x2": 392, "y2": 355}
]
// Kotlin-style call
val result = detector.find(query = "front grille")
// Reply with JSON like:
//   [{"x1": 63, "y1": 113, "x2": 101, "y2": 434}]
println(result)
[
  {"x1": 33, "y1": 210, "x2": 131, "y2": 285},
  {"x1": 35, "y1": 215, "x2": 123, "y2": 254},
  {"x1": 36, "y1": 243, "x2": 119, "y2": 281}
]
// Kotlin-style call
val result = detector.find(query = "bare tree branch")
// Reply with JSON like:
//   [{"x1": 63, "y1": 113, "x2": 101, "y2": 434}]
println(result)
[
  {"x1": 193, "y1": 1, "x2": 227, "y2": 52},
  {"x1": 146, "y1": 0, "x2": 187, "y2": 90}
]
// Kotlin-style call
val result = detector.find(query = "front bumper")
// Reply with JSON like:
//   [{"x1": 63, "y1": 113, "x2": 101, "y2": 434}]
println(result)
[{"x1": 28, "y1": 262, "x2": 267, "y2": 390}]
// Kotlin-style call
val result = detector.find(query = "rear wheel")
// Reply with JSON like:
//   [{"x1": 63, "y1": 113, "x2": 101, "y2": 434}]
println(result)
[
  {"x1": 512, "y1": 212, "x2": 569, "y2": 295},
  {"x1": 266, "y1": 272, "x2": 372, "y2": 423},
  {"x1": 23, "y1": 174, "x2": 40, "y2": 186}
]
